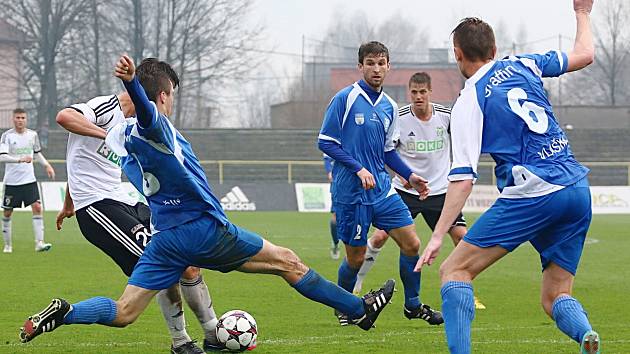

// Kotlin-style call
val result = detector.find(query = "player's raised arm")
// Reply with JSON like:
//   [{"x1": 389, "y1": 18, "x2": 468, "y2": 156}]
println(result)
[
  {"x1": 56, "y1": 108, "x2": 107, "y2": 139},
  {"x1": 567, "y1": 0, "x2": 595, "y2": 72},
  {"x1": 114, "y1": 55, "x2": 156, "y2": 129}
]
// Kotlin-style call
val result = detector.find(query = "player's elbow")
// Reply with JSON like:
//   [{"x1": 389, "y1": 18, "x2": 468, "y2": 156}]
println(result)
[
  {"x1": 567, "y1": 51, "x2": 594, "y2": 72},
  {"x1": 55, "y1": 109, "x2": 72, "y2": 128}
]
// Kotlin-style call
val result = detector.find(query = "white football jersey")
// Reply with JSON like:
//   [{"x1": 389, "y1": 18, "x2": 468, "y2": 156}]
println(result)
[
  {"x1": 0, "y1": 129, "x2": 41, "y2": 186},
  {"x1": 391, "y1": 103, "x2": 452, "y2": 196},
  {"x1": 66, "y1": 95, "x2": 137, "y2": 210}
]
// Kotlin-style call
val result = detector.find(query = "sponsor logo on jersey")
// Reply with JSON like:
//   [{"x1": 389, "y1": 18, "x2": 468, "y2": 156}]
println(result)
[
  {"x1": 484, "y1": 65, "x2": 520, "y2": 97},
  {"x1": 97, "y1": 141, "x2": 122, "y2": 166},
  {"x1": 220, "y1": 186, "x2": 256, "y2": 211},
  {"x1": 408, "y1": 131, "x2": 415, "y2": 137},
  {"x1": 405, "y1": 138, "x2": 445, "y2": 153},
  {"x1": 355, "y1": 113, "x2": 364, "y2": 125},
  {"x1": 14, "y1": 147, "x2": 32, "y2": 154}
]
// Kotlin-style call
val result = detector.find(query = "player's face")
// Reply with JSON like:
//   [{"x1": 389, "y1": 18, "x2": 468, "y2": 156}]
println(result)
[
  {"x1": 12, "y1": 113, "x2": 27, "y2": 131},
  {"x1": 358, "y1": 53, "x2": 390, "y2": 90},
  {"x1": 409, "y1": 82, "x2": 431, "y2": 112},
  {"x1": 161, "y1": 81, "x2": 175, "y2": 116}
]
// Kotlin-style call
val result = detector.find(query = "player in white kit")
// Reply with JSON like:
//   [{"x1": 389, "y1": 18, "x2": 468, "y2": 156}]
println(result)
[{"x1": 0, "y1": 108, "x2": 55, "y2": 253}]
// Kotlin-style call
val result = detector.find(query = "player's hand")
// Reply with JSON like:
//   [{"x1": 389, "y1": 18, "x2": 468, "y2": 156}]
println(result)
[
  {"x1": 408, "y1": 173, "x2": 430, "y2": 199},
  {"x1": 356, "y1": 168, "x2": 375, "y2": 190},
  {"x1": 398, "y1": 176, "x2": 412, "y2": 189},
  {"x1": 19, "y1": 156, "x2": 32, "y2": 163},
  {"x1": 327, "y1": 172, "x2": 333, "y2": 182},
  {"x1": 46, "y1": 164, "x2": 55, "y2": 179},
  {"x1": 573, "y1": 0, "x2": 594, "y2": 14},
  {"x1": 114, "y1": 54, "x2": 135, "y2": 82},
  {"x1": 56, "y1": 207, "x2": 75, "y2": 230},
  {"x1": 416, "y1": 234, "x2": 443, "y2": 271}
]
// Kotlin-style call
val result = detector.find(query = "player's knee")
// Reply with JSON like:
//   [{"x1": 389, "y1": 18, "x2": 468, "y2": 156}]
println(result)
[
  {"x1": 400, "y1": 236, "x2": 420, "y2": 256},
  {"x1": 181, "y1": 266, "x2": 200, "y2": 280},
  {"x1": 31, "y1": 202, "x2": 42, "y2": 214},
  {"x1": 370, "y1": 230, "x2": 389, "y2": 249},
  {"x1": 113, "y1": 300, "x2": 140, "y2": 327},
  {"x1": 277, "y1": 247, "x2": 307, "y2": 275}
]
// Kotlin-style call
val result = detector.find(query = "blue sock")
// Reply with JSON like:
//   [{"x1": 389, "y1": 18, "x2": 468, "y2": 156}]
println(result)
[
  {"x1": 399, "y1": 253, "x2": 421, "y2": 309},
  {"x1": 63, "y1": 297, "x2": 117, "y2": 325},
  {"x1": 329, "y1": 219, "x2": 339, "y2": 245},
  {"x1": 337, "y1": 258, "x2": 359, "y2": 293},
  {"x1": 552, "y1": 295, "x2": 592, "y2": 343},
  {"x1": 293, "y1": 269, "x2": 364, "y2": 318},
  {"x1": 441, "y1": 281, "x2": 474, "y2": 354}
]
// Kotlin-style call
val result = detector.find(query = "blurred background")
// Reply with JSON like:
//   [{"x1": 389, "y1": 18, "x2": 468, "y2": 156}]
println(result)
[{"x1": 0, "y1": 0, "x2": 627, "y2": 190}]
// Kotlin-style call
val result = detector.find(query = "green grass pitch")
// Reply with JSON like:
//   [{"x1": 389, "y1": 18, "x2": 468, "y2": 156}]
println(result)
[{"x1": 0, "y1": 211, "x2": 628, "y2": 353}]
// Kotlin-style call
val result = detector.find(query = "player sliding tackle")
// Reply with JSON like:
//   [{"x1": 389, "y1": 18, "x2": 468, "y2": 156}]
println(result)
[
  {"x1": 19, "y1": 55, "x2": 397, "y2": 346},
  {"x1": 417, "y1": 0, "x2": 600, "y2": 353}
]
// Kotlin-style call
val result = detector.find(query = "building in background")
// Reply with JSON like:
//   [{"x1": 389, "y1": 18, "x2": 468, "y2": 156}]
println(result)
[{"x1": 271, "y1": 48, "x2": 463, "y2": 129}]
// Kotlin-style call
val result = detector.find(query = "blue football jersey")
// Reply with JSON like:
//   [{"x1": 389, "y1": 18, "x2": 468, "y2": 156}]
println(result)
[
  {"x1": 449, "y1": 50, "x2": 589, "y2": 198},
  {"x1": 319, "y1": 81, "x2": 399, "y2": 205},
  {"x1": 106, "y1": 104, "x2": 228, "y2": 232}
]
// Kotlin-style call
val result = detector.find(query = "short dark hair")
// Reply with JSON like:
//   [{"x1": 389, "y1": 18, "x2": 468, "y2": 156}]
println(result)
[
  {"x1": 136, "y1": 58, "x2": 180, "y2": 102},
  {"x1": 451, "y1": 17, "x2": 496, "y2": 61},
  {"x1": 409, "y1": 72, "x2": 431, "y2": 89},
  {"x1": 358, "y1": 41, "x2": 389, "y2": 64},
  {"x1": 12, "y1": 108, "x2": 26, "y2": 115}
]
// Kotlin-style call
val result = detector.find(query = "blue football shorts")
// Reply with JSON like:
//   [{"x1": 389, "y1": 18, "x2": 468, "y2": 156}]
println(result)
[
  {"x1": 336, "y1": 192, "x2": 413, "y2": 247},
  {"x1": 464, "y1": 177, "x2": 592, "y2": 275},
  {"x1": 128, "y1": 216, "x2": 264, "y2": 290}
]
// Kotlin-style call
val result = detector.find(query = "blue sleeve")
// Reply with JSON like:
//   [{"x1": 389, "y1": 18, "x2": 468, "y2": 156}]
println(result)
[
  {"x1": 318, "y1": 140, "x2": 362, "y2": 173},
  {"x1": 122, "y1": 76, "x2": 156, "y2": 128},
  {"x1": 122, "y1": 76, "x2": 174, "y2": 148},
  {"x1": 323, "y1": 155, "x2": 334, "y2": 173},
  {"x1": 384, "y1": 150, "x2": 413, "y2": 181},
  {"x1": 519, "y1": 50, "x2": 568, "y2": 78},
  {"x1": 318, "y1": 93, "x2": 346, "y2": 144}
]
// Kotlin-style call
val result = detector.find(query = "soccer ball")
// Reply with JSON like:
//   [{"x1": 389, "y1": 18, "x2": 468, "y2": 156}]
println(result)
[{"x1": 216, "y1": 310, "x2": 258, "y2": 352}]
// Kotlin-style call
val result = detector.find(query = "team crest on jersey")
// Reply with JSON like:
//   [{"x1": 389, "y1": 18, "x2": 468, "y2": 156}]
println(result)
[
  {"x1": 354, "y1": 113, "x2": 364, "y2": 125},
  {"x1": 436, "y1": 127, "x2": 444, "y2": 136}
]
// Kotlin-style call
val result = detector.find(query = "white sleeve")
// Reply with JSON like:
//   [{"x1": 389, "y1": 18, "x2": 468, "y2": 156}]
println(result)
[
  {"x1": 384, "y1": 98, "x2": 399, "y2": 152},
  {"x1": 0, "y1": 131, "x2": 9, "y2": 155},
  {"x1": 70, "y1": 95, "x2": 119, "y2": 127},
  {"x1": 448, "y1": 87, "x2": 483, "y2": 182}
]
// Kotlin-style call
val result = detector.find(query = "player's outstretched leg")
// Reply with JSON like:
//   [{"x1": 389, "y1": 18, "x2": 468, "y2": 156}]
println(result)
[
  {"x1": 239, "y1": 238, "x2": 395, "y2": 331},
  {"x1": 20, "y1": 285, "x2": 158, "y2": 343}
]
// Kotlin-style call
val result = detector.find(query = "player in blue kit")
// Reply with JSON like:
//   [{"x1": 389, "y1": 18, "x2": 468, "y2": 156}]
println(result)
[
  {"x1": 319, "y1": 41, "x2": 443, "y2": 326},
  {"x1": 417, "y1": 1, "x2": 599, "y2": 353},
  {"x1": 19, "y1": 55, "x2": 397, "y2": 346},
  {"x1": 323, "y1": 154, "x2": 341, "y2": 259}
]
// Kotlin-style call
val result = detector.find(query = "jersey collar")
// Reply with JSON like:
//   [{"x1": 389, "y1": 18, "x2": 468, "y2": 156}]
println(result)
[
  {"x1": 355, "y1": 80, "x2": 384, "y2": 106},
  {"x1": 465, "y1": 61, "x2": 496, "y2": 87}
]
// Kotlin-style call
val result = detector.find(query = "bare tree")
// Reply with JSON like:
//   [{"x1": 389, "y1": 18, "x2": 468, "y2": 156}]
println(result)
[
  {"x1": 563, "y1": 0, "x2": 630, "y2": 105},
  {"x1": 0, "y1": 0, "x2": 89, "y2": 141}
]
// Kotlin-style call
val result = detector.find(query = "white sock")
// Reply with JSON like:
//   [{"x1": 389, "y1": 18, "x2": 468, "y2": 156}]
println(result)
[
  {"x1": 2, "y1": 217, "x2": 11, "y2": 247},
  {"x1": 180, "y1": 275, "x2": 218, "y2": 343},
  {"x1": 354, "y1": 239, "x2": 382, "y2": 292},
  {"x1": 32, "y1": 215, "x2": 44, "y2": 243},
  {"x1": 156, "y1": 286, "x2": 192, "y2": 348}
]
